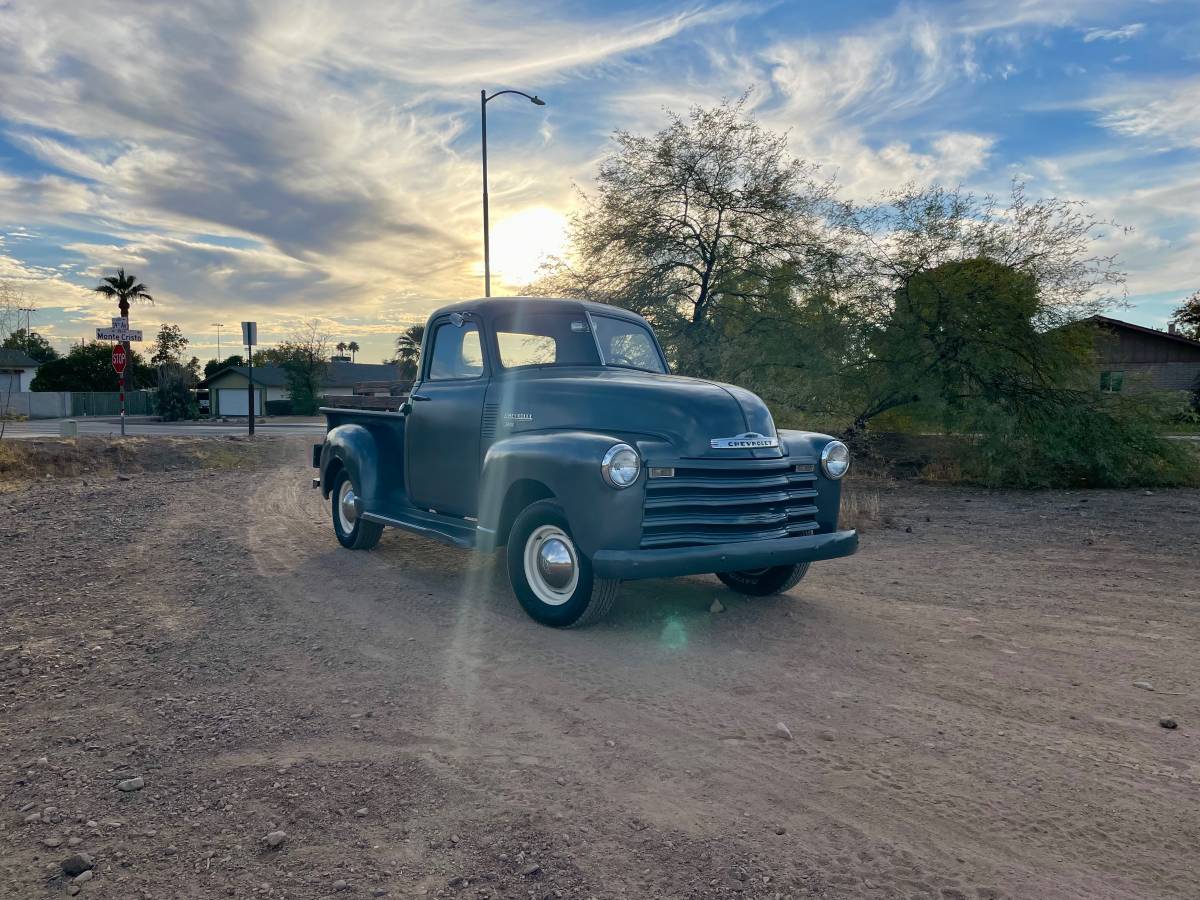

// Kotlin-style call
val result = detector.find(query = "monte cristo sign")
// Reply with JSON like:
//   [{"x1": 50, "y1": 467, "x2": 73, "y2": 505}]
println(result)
[{"x1": 97, "y1": 316, "x2": 143, "y2": 342}]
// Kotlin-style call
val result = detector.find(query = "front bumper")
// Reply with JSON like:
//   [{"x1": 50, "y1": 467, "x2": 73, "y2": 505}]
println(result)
[{"x1": 591, "y1": 529, "x2": 858, "y2": 581}]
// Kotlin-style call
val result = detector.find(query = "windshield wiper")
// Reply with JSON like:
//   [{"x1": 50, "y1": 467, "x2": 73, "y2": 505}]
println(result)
[{"x1": 603, "y1": 362, "x2": 658, "y2": 373}]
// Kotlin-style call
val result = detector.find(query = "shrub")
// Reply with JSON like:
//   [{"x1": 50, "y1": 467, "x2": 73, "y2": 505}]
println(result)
[
  {"x1": 968, "y1": 391, "x2": 1199, "y2": 488},
  {"x1": 155, "y1": 364, "x2": 199, "y2": 422}
]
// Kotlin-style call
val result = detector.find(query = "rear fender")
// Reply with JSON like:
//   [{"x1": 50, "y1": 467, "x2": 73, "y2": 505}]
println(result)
[
  {"x1": 477, "y1": 432, "x2": 645, "y2": 556},
  {"x1": 320, "y1": 425, "x2": 381, "y2": 509}
]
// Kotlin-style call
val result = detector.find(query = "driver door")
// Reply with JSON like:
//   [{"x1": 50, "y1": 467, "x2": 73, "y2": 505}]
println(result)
[{"x1": 404, "y1": 315, "x2": 488, "y2": 517}]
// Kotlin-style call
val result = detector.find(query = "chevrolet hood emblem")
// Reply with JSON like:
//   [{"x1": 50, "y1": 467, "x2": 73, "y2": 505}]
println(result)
[{"x1": 710, "y1": 432, "x2": 779, "y2": 449}]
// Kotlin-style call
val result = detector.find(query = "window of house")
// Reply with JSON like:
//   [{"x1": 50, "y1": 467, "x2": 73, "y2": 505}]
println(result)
[
  {"x1": 1100, "y1": 370, "x2": 1124, "y2": 393},
  {"x1": 427, "y1": 321, "x2": 484, "y2": 380}
]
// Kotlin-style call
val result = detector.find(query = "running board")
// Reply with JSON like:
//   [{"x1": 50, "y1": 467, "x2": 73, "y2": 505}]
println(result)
[{"x1": 360, "y1": 508, "x2": 478, "y2": 550}]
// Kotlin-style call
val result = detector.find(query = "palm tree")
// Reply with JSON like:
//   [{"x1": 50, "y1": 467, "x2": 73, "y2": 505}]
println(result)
[
  {"x1": 348, "y1": 340, "x2": 360, "y2": 362},
  {"x1": 336, "y1": 341, "x2": 347, "y2": 358},
  {"x1": 92, "y1": 268, "x2": 153, "y2": 320},
  {"x1": 394, "y1": 325, "x2": 424, "y2": 379}
]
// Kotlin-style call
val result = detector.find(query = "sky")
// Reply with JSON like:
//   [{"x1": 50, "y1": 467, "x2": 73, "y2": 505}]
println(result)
[{"x1": 0, "y1": 0, "x2": 1197, "y2": 365}]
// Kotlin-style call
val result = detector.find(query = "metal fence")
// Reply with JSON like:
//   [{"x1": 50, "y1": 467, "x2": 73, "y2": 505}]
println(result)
[{"x1": 69, "y1": 390, "x2": 158, "y2": 417}]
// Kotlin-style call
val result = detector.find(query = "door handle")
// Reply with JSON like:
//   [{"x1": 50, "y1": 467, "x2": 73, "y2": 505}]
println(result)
[{"x1": 410, "y1": 394, "x2": 431, "y2": 402}]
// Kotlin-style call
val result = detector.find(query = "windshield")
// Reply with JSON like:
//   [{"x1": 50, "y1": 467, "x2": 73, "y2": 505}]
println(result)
[
  {"x1": 493, "y1": 311, "x2": 666, "y2": 373},
  {"x1": 592, "y1": 315, "x2": 667, "y2": 373}
]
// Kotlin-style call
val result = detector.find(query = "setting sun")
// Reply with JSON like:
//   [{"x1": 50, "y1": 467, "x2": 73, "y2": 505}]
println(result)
[{"x1": 482, "y1": 206, "x2": 568, "y2": 291}]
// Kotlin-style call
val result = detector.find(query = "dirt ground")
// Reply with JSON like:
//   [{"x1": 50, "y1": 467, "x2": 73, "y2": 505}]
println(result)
[{"x1": 2, "y1": 438, "x2": 1197, "y2": 899}]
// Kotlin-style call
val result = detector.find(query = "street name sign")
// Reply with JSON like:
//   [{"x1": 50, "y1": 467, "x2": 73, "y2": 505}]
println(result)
[{"x1": 97, "y1": 327, "x2": 143, "y2": 341}]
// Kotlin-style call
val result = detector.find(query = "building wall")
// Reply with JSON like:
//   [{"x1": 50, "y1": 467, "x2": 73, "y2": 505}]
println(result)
[
  {"x1": 1095, "y1": 327, "x2": 1200, "y2": 394},
  {"x1": 1, "y1": 367, "x2": 38, "y2": 392},
  {"x1": 206, "y1": 372, "x2": 283, "y2": 415}
]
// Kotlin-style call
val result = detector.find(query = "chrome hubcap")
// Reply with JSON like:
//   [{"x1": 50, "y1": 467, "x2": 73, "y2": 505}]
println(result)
[
  {"x1": 338, "y1": 481, "x2": 358, "y2": 531},
  {"x1": 537, "y1": 538, "x2": 575, "y2": 589},
  {"x1": 524, "y1": 525, "x2": 579, "y2": 606}
]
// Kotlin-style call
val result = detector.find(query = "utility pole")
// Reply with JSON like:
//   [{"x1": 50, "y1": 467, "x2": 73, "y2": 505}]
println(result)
[
  {"x1": 18, "y1": 307, "x2": 35, "y2": 350},
  {"x1": 212, "y1": 322, "x2": 224, "y2": 361}
]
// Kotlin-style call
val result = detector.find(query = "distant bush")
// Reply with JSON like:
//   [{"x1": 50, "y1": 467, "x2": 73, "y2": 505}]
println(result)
[
  {"x1": 967, "y1": 391, "x2": 1199, "y2": 488},
  {"x1": 265, "y1": 399, "x2": 294, "y2": 417},
  {"x1": 155, "y1": 364, "x2": 199, "y2": 422}
]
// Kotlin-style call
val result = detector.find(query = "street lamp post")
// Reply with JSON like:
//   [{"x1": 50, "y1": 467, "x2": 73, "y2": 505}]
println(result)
[
  {"x1": 480, "y1": 88, "x2": 546, "y2": 298},
  {"x1": 212, "y1": 322, "x2": 225, "y2": 360}
]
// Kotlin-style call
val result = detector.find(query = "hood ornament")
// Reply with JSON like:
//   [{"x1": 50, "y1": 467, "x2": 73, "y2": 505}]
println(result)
[{"x1": 710, "y1": 432, "x2": 778, "y2": 449}]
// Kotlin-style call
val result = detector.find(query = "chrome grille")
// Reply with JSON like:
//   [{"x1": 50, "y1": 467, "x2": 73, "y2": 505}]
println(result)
[{"x1": 640, "y1": 459, "x2": 820, "y2": 549}]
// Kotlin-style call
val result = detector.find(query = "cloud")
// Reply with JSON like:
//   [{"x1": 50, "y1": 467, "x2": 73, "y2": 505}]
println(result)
[
  {"x1": 0, "y1": 0, "x2": 750, "y2": 359},
  {"x1": 1082, "y1": 23, "x2": 1145, "y2": 42},
  {"x1": 0, "y1": 0, "x2": 1193, "y2": 356},
  {"x1": 1088, "y1": 77, "x2": 1200, "y2": 149}
]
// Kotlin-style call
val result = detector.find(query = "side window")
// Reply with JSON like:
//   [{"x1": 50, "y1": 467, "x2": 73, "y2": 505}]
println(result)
[
  {"x1": 427, "y1": 322, "x2": 484, "y2": 380},
  {"x1": 1100, "y1": 370, "x2": 1124, "y2": 393}
]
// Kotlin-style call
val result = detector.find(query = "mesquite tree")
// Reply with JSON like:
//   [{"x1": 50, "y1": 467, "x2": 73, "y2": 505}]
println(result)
[{"x1": 530, "y1": 97, "x2": 835, "y2": 374}]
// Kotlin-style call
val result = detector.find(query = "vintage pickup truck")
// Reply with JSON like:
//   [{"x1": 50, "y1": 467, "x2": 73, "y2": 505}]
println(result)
[{"x1": 313, "y1": 297, "x2": 857, "y2": 627}]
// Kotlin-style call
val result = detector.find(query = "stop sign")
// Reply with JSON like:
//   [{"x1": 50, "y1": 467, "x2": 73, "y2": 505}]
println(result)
[{"x1": 111, "y1": 344, "x2": 127, "y2": 374}]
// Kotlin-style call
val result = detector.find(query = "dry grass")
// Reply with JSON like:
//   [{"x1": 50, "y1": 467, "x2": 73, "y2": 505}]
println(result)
[
  {"x1": 0, "y1": 435, "x2": 292, "y2": 489},
  {"x1": 840, "y1": 480, "x2": 885, "y2": 532}
]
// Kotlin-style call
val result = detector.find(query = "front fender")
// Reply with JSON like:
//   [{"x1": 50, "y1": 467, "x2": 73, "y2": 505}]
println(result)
[
  {"x1": 478, "y1": 431, "x2": 645, "y2": 557},
  {"x1": 780, "y1": 429, "x2": 845, "y2": 533},
  {"x1": 320, "y1": 424, "x2": 382, "y2": 511}
]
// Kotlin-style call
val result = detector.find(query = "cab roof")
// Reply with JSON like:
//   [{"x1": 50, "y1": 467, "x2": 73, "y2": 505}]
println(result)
[{"x1": 429, "y1": 296, "x2": 649, "y2": 326}]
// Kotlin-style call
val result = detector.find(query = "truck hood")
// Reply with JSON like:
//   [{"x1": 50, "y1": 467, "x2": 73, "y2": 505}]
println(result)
[{"x1": 484, "y1": 367, "x2": 781, "y2": 459}]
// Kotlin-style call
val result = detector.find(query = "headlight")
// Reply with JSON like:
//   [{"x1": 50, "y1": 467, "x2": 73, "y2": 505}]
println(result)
[
  {"x1": 602, "y1": 443, "x2": 640, "y2": 488},
  {"x1": 820, "y1": 440, "x2": 850, "y2": 479}
]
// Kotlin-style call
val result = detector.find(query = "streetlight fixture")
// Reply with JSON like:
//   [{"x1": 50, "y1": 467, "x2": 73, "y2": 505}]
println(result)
[
  {"x1": 212, "y1": 322, "x2": 225, "y2": 360},
  {"x1": 480, "y1": 89, "x2": 546, "y2": 297}
]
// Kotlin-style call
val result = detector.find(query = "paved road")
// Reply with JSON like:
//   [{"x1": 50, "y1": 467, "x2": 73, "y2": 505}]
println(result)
[{"x1": 2, "y1": 417, "x2": 324, "y2": 438}]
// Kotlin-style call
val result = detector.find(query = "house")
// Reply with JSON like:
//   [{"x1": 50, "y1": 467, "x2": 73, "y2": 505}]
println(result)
[
  {"x1": 0, "y1": 349, "x2": 40, "y2": 393},
  {"x1": 1088, "y1": 316, "x2": 1200, "y2": 394},
  {"x1": 198, "y1": 361, "x2": 402, "y2": 416}
]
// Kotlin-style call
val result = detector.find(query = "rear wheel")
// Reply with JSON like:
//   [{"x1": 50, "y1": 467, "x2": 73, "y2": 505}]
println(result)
[
  {"x1": 717, "y1": 563, "x2": 809, "y2": 596},
  {"x1": 507, "y1": 499, "x2": 619, "y2": 627},
  {"x1": 332, "y1": 469, "x2": 383, "y2": 550}
]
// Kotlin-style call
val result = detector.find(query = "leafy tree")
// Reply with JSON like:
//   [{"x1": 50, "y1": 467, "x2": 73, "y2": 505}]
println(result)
[
  {"x1": 150, "y1": 323, "x2": 189, "y2": 367},
  {"x1": 204, "y1": 354, "x2": 245, "y2": 378},
  {"x1": 92, "y1": 268, "x2": 153, "y2": 319},
  {"x1": 31, "y1": 343, "x2": 153, "y2": 391},
  {"x1": 1171, "y1": 290, "x2": 1200, "y2": 340},
  {"x1": 2, "y1": 329, "x2": 59, "y2": 363},
  {"x1": 274, "y1": 323, "x2": 330, "y2": 415},
  {"x1": 252, "y1": 346, "x2": 292, "y2": 366},
  {"x1": 348, "y1": 340, "x2": 360, "y2": 362},
  {"x1": 393, "y1": 325, "x2": 424, "y2": 379},
  {"x1": 529, "y1": 97, "x2": 834, "y2": 374}
]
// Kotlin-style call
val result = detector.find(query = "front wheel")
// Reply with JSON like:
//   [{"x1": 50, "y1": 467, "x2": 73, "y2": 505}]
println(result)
[
  {"x1": 717, "y1": 563, "x2": 809, "y2": 596},
  {"x1": 507, "y1": 500, "x2": 619, "y2": 627},
  {"x1": 331, "y1": 469, "x2": 383, "y2": 550}
]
